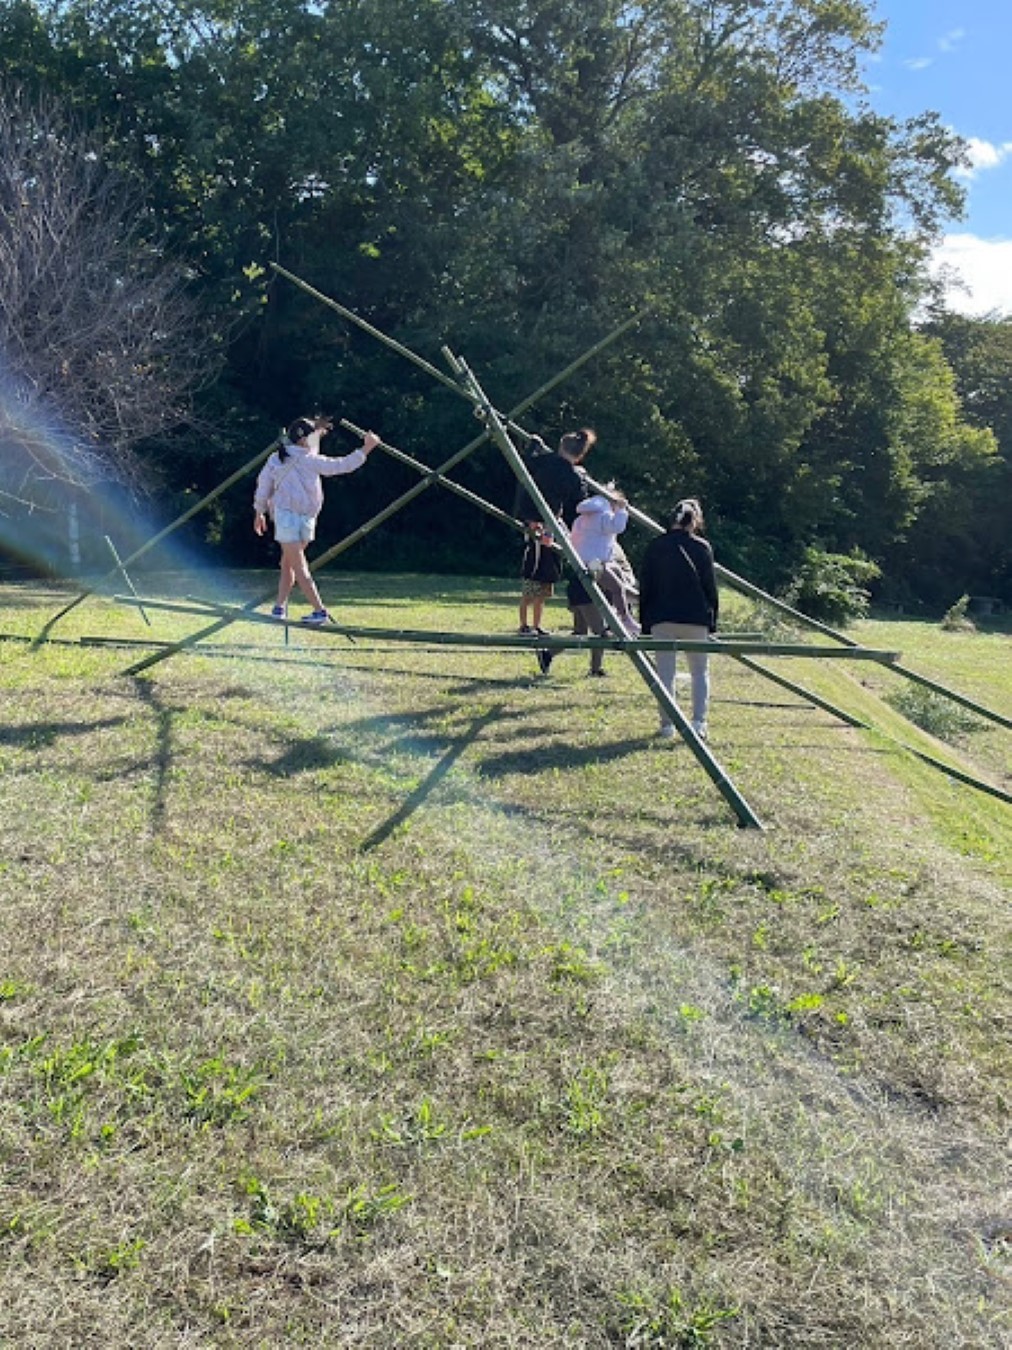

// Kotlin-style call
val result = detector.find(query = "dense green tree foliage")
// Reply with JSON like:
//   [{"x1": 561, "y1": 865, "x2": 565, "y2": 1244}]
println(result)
[{"x1": 1, "y1": 0, "x2": 1005, "y2": 605}]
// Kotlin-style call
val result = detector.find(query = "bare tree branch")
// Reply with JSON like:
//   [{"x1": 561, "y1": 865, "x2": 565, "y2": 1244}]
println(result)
[{"x1": 0, "y1": 83, "x2": 218, "y2": 506}]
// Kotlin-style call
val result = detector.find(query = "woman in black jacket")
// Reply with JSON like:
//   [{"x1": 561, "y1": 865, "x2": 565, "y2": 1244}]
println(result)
[{"x1": 639, "y1": 498, "x2": 718, "y2": 740}]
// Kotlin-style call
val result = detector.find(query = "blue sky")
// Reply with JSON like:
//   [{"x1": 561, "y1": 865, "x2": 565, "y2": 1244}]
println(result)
[{"x1": 863, "y1": 1, "x2": 1012, "y2": 315}]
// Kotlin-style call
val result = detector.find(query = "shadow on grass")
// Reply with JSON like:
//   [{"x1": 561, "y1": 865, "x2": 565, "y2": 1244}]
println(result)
[
  {"x1": 334, "y1": 658, "x2": 545, "y2": 690},
  {"x1": 359, "y1": 703, "x2": 506, "y2": 852},
  {"x1": 475, "y1": 732, "x2": 656, "y2": 780},
  {"x1": 0, "y1": 716, "x2": 128, "y2": 748},
  {"x1": 262, "y1": 734, "x2": 352, "y2": 777},
  {"x1": 131, "y1": 678, "x2": 173, "y2": 834}
]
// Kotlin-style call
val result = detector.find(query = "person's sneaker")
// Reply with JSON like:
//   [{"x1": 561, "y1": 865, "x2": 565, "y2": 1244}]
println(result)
[
  {"x1": 692, "y1": 720, "x2": 708, "y2": 741},
  {"x1": 657, "y1": 723, "x2": 675, "y2": 739},
  {"x1": 518, "y1": 625, "x2": 534, "y2": 635},
  {"x1": 301, "y1": 609, "x2": 331, "y2": 626},
  {"x1": 271, "y1": 604, "x2": 287, "y2": 620},
  {"x1": 588, "y1": 668, "x2": 607, "y2": 678},
  {"x1": 534, "y1": 627, "x2": 551, "y2": 636}
]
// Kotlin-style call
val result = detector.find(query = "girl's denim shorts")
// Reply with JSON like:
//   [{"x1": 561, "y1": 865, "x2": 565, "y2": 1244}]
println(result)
[{"x1": 273, "y1": 509, "x2": 316, "y2": 544}]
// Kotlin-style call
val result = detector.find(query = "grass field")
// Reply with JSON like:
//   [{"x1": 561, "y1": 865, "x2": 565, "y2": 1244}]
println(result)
[{"x1": 0, "y1": 571, "x2": 1009, "y2": 1348}]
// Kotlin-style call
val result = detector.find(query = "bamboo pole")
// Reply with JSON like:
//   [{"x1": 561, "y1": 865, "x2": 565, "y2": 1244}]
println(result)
[
  {"x1": 593, "y1": 482, "x2": 1012, "y2": 733},
  {"x1": 122, "y1": 312, "x2": 644, "y2": 676},
  {"x1": 105, "y1": 535, "x2": 151, "y2": 626},
  {"x1": 112, "y1": 594, "x2": 899, "y2": 657},
  {"x1": 270, "y1": 263, "x2": 648, "y2": 421},
  {"x1": 340, "y1": 419, "x2": 523, "y2": 533},
  {"x1": 34, "y1": 439, "x2": 279, "y2": 644},
  {"x1": 446, "y1": 352, "x2": 764, "y2": 830},
  {"x1": 734, "y1": 655, "x2": 1011, "y2": 806}
]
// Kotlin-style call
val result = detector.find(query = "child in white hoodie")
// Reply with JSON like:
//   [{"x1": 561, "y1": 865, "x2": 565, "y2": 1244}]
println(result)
[
  {"x1": 567, "y1": 489, "x2": 639, "y2": 674},
  {"x1": 253, "y1": 416, "x2": 379, "y2": 624}
]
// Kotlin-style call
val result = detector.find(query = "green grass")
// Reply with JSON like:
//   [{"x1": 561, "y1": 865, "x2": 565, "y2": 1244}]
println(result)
[{"x1": 0, "y1": 572, "x2": 1009, "y2": 1347}]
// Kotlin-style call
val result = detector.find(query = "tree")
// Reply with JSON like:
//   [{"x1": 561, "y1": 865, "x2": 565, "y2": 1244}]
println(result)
[
  {"x1": 3, "y1": 2, "x2": 988, "y2": 596},
  {"x1": 0, "y1": 84, "x2": 216, "y2": 502}
]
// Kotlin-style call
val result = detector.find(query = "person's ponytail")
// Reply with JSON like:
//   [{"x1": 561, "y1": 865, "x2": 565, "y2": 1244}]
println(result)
[{"x1": 672, "y1": 498, "x2": 704, "y2": 533}]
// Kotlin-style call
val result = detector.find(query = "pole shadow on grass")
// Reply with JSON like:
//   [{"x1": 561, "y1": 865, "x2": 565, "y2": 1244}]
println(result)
[
  {"x1": 0, "y1": 716, "x2": 128, "y2": 749},
  {"x1": 474, "y1": 732, "x2": 660, "y2": 780},
  {"x1": 359, "y1": 704, "x2": 505, "y2": 853},
  {"x1": 131, "y1": 678, "x2": 174, "y2": 834}
]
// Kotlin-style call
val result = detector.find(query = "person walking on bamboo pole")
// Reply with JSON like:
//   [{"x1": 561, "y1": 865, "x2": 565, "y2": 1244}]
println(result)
[
  {"x1": 253, "y1": 416, "x2": 379, "y2": 624},
  {"x1": 639, "y1": 498, "x2": 719, "y2": 740}
]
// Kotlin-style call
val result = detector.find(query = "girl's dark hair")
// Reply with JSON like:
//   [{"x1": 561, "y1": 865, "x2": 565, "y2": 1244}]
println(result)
[
  {"x1": 671, "y1": 498, "x2": 704, "y2": 533},
  {"x1": 559, "y1": 427, "x2": 597, "y2": 460},
  {"x1": 288, "y1": 417, "x2": 315, "y2": 443},
  {"x1": 278, "y1": 416, "x2": 315, "y2": 462}
]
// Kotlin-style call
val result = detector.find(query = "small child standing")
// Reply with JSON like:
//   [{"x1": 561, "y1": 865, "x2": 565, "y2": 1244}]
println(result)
[
  {"x1": 253, "y1": 416, "x2": 379, "y2": 624},
  {"x1": 518, "y1": 523, "x2": 563, "y2": 635}
]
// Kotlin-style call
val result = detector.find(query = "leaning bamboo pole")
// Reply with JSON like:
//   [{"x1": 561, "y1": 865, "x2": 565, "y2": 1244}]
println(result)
[
  {"x1": 447, "y1": 350, "x2": 764, "y2": 830},
  {"x1": 122, "y1": 310, "x2": 645, "y2": 676},
  {"x1": 340, "y1": 419, "x2": 522, "y2": 533}
]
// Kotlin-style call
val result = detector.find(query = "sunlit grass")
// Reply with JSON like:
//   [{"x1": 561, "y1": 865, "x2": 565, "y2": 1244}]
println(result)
[{"x1": 0, "y1": 575, "x2": 1009, "y2": 1347}]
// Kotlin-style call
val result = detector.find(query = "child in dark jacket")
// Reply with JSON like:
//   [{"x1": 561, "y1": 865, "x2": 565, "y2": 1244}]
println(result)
[{"x1": 518, "y1": 524, "x2": 562, "y2": 635}]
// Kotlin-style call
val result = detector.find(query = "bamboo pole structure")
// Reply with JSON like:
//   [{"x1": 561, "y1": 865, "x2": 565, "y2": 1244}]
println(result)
[
  {"x1": 274, "y1": 263, "x2": 1010, "y2": 733},
  {"x1": 34, "y1": 439, "x2": 279, "y2": 644},
  {"x1": 122, "y1": 310, "x2": 645, "y2": 676},
  {"x1": 594, "y1": 479, "x2": 1012, "y2": 732},
  {"x1": 444, "y1": 350, "x2": 764, "y2": 830}
]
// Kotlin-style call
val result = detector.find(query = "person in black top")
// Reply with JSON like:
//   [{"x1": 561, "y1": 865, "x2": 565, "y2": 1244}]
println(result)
[
  {"x1": 514, "y1": 428, "x2": 596, "y2": 529},
  {"x1": 639, "y1": 498, "x2": 719, "y2": 740}
]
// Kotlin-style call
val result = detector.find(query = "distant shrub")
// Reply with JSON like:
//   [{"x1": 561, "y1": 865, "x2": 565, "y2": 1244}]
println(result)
[
  {"x1": 941, "y1": 595, "x2": 976, "y2": 633},
  {"x1": 783, "y1": 548, "x2": 881, "y2": 626},
  {"x1": 886, "y1": 685, "x2": 983, "y2": 742}
]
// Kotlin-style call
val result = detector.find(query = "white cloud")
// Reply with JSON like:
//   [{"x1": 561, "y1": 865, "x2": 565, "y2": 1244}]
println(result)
[
  {"x1": 938, "y1": 28, "x2": 965, "y2": 54},
  {"x1": 930, "y1": 234, "x2": 1012, "y2": 317},
  {"x1": 955, "y1": 137, "x2": 1012, "y2": 180},
  {"x1": 904, "y1": 56, "x2": 933, "y2": 70}
]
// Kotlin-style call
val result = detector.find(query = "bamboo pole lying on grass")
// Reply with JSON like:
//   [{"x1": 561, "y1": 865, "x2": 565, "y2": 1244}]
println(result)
[
  {"x1": 733, "y1": 654, "x2": 1011, "y2": 807},
  {"x1": 112, "y1": 594, "x2": 901, "y2": 658}
]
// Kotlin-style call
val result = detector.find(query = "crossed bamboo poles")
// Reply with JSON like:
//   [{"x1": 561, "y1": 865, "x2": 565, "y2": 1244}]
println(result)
[{"x1": 35, "y1": 262, "x2": 1010, "y2": 822}]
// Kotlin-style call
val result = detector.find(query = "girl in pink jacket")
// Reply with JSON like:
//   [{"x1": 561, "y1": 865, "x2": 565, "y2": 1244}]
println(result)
[{"x1": 253, "y1": 416, "x2": 379, "y2": 624}]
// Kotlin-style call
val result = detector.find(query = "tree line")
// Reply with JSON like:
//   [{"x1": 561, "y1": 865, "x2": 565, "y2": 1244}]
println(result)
[{"x1": 1, "y1": 0, "x2": 1009, "y2": 612}]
